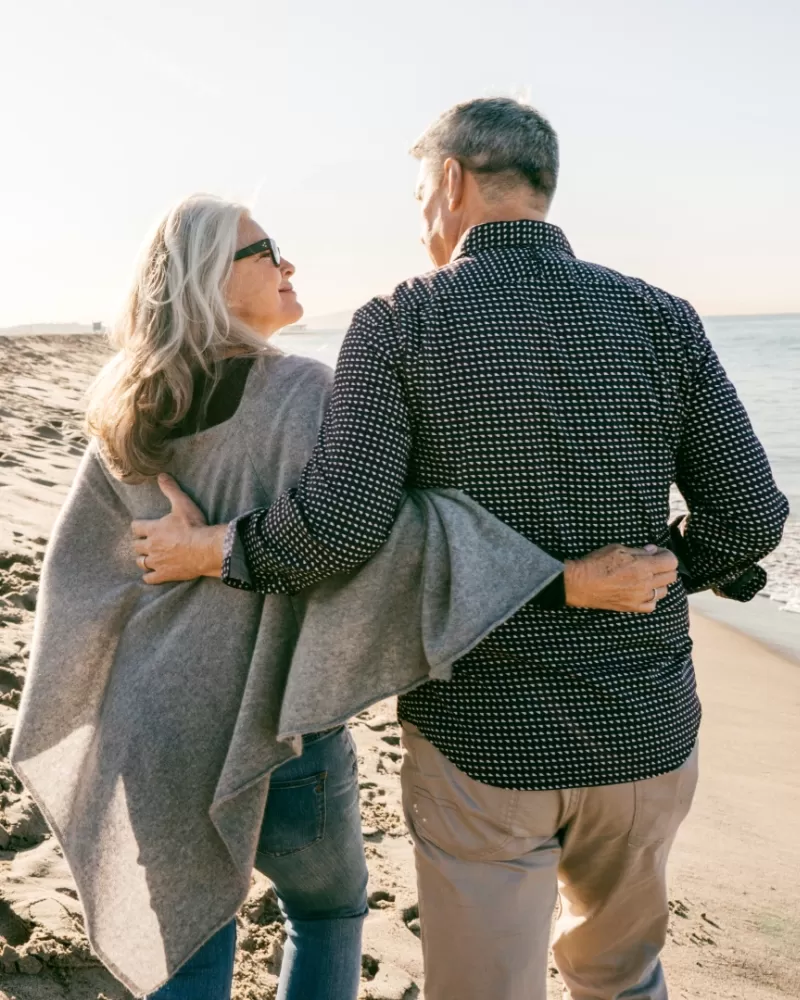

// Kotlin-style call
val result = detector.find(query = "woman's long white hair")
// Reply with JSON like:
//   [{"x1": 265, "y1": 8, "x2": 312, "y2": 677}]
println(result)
[{"x1": 87, "y1": 194, "x2": 270, "y2": 480}]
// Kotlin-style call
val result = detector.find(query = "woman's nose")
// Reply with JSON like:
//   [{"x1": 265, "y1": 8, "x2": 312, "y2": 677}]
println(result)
[{"x1": 281, "y1": 257, "x2": 296, "y2": 278}]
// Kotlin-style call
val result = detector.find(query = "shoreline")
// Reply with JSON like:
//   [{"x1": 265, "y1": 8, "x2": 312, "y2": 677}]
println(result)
[{"x1": 690, "y1": 592, "x2": 800, "y2": 666}]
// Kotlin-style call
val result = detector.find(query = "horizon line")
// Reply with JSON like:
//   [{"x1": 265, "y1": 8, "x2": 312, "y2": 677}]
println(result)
[{"x1": 2, "y1": 309, "x2": 800, "y2": 336}]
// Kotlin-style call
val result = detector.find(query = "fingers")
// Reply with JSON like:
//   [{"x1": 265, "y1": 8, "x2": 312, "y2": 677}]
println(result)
[
  {"x1": 643, "y1": 584, "x2": 669, "y2": 608},
  {"x1": 630, "y1": 546, "x2": 678, "y2": 570},
  {"x1": 133, "y1": 539, "x2": 150, "y2": 556},
  {"x1": 157, "y1": 474, "x2": 208, "y2": 526},
  {"x1": 132, "y1": 477, "x2": 204, "y2": 540},
  {"x1": 650, "y1": 550, "x2": 679, "y2": 572},
  {"x1": 157, "y1": 474, "x2": 188, "y2": 511},
  {"x1": 632, "y1": 548, "x2": 678, "y2": 588},
  {"x1": 625, "y1": 582, "x2": 671, "y2": 614},
  {"x1": 605, "y1": 598, "x2": 659, "y2": 614},
  {"x1": 624, "y1": 594, "x2": 661, "y2": 614}
]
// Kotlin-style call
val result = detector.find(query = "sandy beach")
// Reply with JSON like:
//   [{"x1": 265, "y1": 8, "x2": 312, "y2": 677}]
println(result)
[{"x1": 0, "y1": 334, "x2": 798, "y2": 1000}]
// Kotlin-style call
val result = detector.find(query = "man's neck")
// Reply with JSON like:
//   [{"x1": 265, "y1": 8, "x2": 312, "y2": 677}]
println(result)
[
  {"x1": 449, "y1": 207, "x2": 549, "y2": 262},
  {"x1": 465, "y1": 206, "x2": 548, "y2": 227}
]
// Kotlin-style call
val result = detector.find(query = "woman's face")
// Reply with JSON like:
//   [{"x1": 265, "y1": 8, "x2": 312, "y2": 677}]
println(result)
[{"x1": 226, "y1": 216, "x2": 303, "y2": 338}]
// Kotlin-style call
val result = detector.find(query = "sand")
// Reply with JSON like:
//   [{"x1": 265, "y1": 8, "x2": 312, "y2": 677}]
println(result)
[{"x1": 0, "y1": 334, "x2": 798, "y2": 1000}]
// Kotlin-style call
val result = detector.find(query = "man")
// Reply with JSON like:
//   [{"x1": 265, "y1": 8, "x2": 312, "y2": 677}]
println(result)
[{"x1": 135, "y1": 99, "x2": 788, "y2": 999}]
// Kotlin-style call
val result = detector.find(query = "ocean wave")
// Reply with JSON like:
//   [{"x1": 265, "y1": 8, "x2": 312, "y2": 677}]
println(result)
[
  {"x1": 762, "y1": 516, "x2": 800, "y2": 614},
  {"x1": 670, "y1": 489, "x2": 798, "y2": 615}
]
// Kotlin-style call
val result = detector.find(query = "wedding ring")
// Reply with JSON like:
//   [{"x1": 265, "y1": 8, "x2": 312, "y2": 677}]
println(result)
[{"x1": 138, "y1": 555, "x2": 151, "y2": 572}]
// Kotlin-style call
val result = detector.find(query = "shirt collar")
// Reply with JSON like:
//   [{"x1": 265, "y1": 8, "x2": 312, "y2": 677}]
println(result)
[{"x1": 451, "y1": 220, "x2": 574, "y2": 262}]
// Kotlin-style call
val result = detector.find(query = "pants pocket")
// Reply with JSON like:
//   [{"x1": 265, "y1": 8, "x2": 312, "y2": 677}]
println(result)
[
  {"x1": 628, "y1": 744, "x2": 699, "y2": 848},
  {"x1": 257, "y1": 771, "x2": 327, "y2": 858},
  {"x1": 408, "y1": 784, "x2": 463, "y2": 853},
  {"x1": 402, "y1": 726, "x2": 519, "y2": 861}
]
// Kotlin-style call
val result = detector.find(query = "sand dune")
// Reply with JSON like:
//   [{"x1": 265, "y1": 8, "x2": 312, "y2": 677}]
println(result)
[{"x1": 1, "y1": 335, "x2": 798, "y2": 999}]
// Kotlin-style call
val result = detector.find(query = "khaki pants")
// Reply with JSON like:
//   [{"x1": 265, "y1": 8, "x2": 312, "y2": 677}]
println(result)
[{"x1": 400, "y1": 723, "x2": 698, "y2": 1000}]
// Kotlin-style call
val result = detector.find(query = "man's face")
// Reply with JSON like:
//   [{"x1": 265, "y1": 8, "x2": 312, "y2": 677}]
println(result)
[{"x1": 416, "y1": 158, "x2": 459, "y2": 268}]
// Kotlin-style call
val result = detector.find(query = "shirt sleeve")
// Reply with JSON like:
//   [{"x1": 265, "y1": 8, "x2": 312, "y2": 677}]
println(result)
[
  {"x1": 222, "y1": 299, "x2": 413, "y2": 594},
  {"x1": 673, "y1": 302, "x2": 789, "y2": 598}
]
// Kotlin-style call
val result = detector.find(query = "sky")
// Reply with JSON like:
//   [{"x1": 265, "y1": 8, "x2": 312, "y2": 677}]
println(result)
[{"x1": 1, "y1": 0, "x2": 798, "y2": 328}]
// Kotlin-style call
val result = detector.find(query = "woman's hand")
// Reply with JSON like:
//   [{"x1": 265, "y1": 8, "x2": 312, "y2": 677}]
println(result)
[
  {"x1": 131, "y1": 475, "x2": 228, "y2": 584},
  {"x1": 565, "y1": 545, "x2": 679, "y2": 613}
]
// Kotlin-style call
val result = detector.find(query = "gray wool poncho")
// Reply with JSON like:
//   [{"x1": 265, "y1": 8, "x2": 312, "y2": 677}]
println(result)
[{"x1": 10, "y1": 352, "x2": 562, "y2": 996}]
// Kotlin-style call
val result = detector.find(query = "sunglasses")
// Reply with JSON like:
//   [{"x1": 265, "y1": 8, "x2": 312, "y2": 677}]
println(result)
[{"x1": 233, "y1": 237, "x2": 281, "y2": 267}]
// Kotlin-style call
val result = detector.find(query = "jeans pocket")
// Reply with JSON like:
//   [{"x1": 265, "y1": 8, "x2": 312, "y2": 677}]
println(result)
[
  {"x1": 344, "y1": 727, "x2": 359, "y2": 776},
  {"x1": 257, "y1": 771, "x2": 327, "y2": 858}
]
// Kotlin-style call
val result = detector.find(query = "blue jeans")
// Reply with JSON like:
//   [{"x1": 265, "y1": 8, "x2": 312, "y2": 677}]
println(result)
[{"x1": 148, "y1": 726, "x2": 368, "y2": 1000}]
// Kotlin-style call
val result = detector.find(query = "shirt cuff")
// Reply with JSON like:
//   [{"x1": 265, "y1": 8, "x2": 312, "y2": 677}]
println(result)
[
  {"x1": 530, "y1": 571, "x2": 566, "y2": 609},
  {"x1": 668, "y1": 516, "x2": 768, "y2": 601},
  {"x1": 221, "y1": 514, "x2": 257, "y2": 592},
  {"x1": 713, "y1": 564, "x2": 767, "y2": 602}
]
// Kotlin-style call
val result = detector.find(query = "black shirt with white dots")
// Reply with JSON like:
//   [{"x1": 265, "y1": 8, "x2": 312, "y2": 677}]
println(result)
[{"x1": 223, "y1": 221, "x2": 789, "y2": 790}]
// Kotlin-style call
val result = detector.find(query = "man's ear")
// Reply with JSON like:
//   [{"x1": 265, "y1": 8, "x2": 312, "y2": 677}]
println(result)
[{"x1": 443, "y1": 157, "x2": 464, "y2": 211}]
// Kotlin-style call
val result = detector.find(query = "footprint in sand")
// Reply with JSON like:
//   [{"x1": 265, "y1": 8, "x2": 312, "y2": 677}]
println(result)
[
  {"x1": 33, "y1": 424, "x2": 62, "y2": 441},
  {"x1": 669, "y1": 898, "x2": 691, "y2": 919},
  {"x1": 0, "y1": 898, "x2": 31, "y2": 947},
  {"x1": 0, "y1": 554, "x2": 39, "y2": 616},
  {"x1": 362, "y1": 954, "x2": 380, "y2": 979},
  {"x1": 0, "y1": 667, "x2": 23, "y2": 695},
  {"x1": 0, "y1": 705, "x2": 18, "y2": 755},
  {"x1": 368, "y1": 890, "x2": 396, "y2": 910},
  {"x1": 359, "y1": 954, "x2": 419, "y2": 1000},
  {"x1": 401, "y1": 903, "x2": 421, "y2": 938}
]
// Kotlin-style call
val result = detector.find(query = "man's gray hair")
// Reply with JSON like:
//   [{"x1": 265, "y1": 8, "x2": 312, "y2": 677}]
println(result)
[{"x1": 410, "y1": 97, "x2": 559, "y2": 201}]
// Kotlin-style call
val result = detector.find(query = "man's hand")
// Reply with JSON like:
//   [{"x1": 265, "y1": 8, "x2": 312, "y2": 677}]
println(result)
[
  {"x1": 131, "y1": 475, "x2": 228, "y2": 585},
  {"x1": 565, "y1": 545, "x2": 679, "y2": 613}
]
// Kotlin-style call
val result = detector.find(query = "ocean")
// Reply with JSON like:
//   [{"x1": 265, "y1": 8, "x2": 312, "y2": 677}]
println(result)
[
  {"x1": 279, "y1": 313, "x2": 799, "y2": 648},
  {"x1": 701, "y1": 315, "x2": 799, "y2": 612}
]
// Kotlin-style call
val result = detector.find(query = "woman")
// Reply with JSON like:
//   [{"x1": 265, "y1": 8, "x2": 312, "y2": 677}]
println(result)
[
  {"x1": 10, "y1": 193, "x2": 666, "y2": 1000},
  {"x1": 61, "y1": 195, "x2": 368, "y2": 1000}
]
